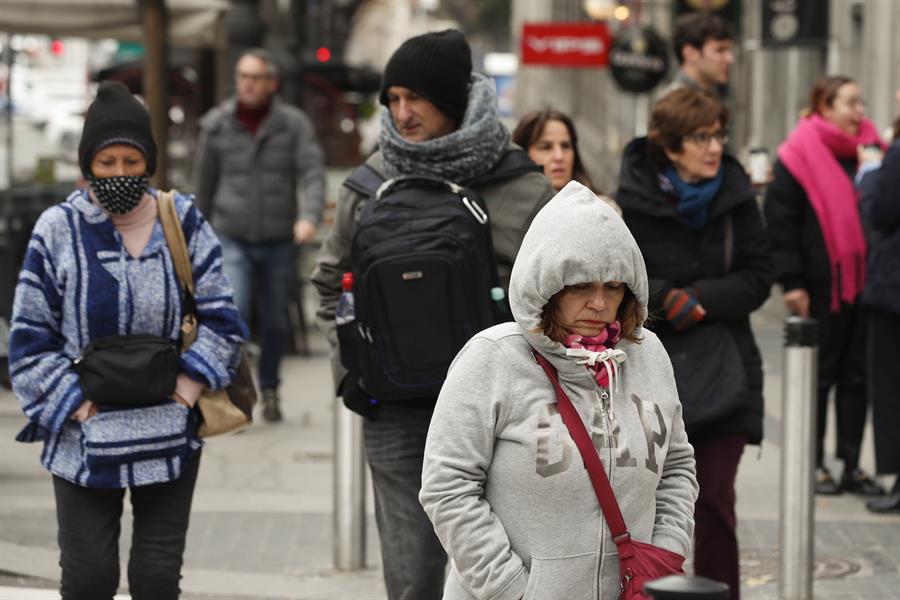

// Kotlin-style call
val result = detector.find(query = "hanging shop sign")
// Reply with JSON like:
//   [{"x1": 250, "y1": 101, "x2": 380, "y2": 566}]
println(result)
[
  {"x1": 762, "y1": 0, "x2": 829, "y2": 47},
  {"x1": 520, "y1": 22, "x2": 611, "y2": 67},
  {"x1": 609, "y1": 26, "x2": 670, "y2": 94}
]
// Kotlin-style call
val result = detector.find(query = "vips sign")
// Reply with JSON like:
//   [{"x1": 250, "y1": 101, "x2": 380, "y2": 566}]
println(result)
[
  {"x1": 609, "y1": 27, "x2": 670, "y2": 93},
  {"x1": 521, "y1": 23, "x2": 612, "y2": 67}
]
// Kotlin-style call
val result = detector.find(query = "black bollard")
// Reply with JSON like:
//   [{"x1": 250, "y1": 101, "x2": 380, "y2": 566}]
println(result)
[{"x1": 644, "y1": 575, "x2": 730, "y2": 599}]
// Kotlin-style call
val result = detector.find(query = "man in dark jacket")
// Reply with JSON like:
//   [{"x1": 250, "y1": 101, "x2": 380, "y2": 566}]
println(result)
[
  {"x1": 311, "y1": 30, "x2": 553, "y2": 600},
  {"x1": 195, "y1": 48, "x2": 325, "y2": 422}
]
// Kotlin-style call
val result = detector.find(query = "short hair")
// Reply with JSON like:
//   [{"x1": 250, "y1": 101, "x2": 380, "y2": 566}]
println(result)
[
  {"x1": 804, "y1": 75, "x2": 854, "y2": 117},
  {"x1": 646, "y1": 88, "x2": 729, "y2": 169},
  {"x1": 512, "y1": 108, "x2": 598, "y2": 193},
  {"x1": 672, "y1": 13, "x2": 734, "y2": 65},
  {"x1": 236, "y1": 48, "x2": 279, "y2": 79},
  {"x1": 539, "y1": 286, "x2": 644, "y2": 344}
]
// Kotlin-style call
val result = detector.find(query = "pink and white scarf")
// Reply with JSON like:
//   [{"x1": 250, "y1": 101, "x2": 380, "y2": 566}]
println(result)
[{"x1": 564, "y1": 321, "x2": 624, "y2": 389}]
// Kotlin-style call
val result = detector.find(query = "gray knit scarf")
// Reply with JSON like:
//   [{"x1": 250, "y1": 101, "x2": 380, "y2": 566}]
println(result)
[{"x1": 379, "y1": 73, "x2": 511, "y2": 183}]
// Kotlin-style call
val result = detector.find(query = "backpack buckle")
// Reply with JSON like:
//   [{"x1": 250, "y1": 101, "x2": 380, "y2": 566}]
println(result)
[{"x1": 462, "y1": 196, "x2": 488, "y2": 225}]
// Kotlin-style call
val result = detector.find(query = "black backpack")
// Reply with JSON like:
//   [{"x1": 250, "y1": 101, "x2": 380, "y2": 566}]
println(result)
[{"x1": 338, "y1": 151, "x2": 538, "y2": 401}]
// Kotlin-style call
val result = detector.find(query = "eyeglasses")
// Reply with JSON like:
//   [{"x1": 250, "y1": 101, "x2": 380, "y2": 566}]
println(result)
[
  {"x1": 683, "y1": 129, "x2": 729, "y2": 147},
  {"x1": 235, "y1": 71, "x2": 272, "y2": 82}
]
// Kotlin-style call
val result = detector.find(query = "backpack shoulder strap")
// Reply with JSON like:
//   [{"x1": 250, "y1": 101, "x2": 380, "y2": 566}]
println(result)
[
  {"x1": 343, "y1": 163, "x2": 386, "y2": 197},
  {"x1": 157, "y1": 190, "x2": 198, "y2": 350},
  {"x1": 466, "y1": 149, "x2": 541, "y2": 188}
]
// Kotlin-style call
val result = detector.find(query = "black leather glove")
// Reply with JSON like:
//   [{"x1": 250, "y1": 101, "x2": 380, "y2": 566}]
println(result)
[{"x1": 339, "y1": 374, "x2": 379, "y2": 419}]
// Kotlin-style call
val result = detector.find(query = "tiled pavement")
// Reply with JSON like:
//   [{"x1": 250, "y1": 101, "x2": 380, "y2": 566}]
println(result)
[{"x1": 1, "y1": 303, "x2": 898, "y2": 599}]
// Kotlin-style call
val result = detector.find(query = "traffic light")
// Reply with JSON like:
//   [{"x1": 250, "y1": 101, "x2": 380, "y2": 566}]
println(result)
[{"x1": 315, "y1": 47, "x2": 331, "y2": 63}]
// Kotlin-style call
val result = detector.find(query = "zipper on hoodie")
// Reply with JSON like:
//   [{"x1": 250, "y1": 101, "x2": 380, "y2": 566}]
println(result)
[
  {"x1": 595, "y1": 386, "x2": 615, "y2": 483},
  {"x1": 596, "y1": 385, "x2": 615, "y2": 591}
]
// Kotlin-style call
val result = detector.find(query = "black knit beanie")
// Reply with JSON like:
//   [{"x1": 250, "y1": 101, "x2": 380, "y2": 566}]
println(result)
[
  {"x1": 78, "y1": 81, "x2": 157, "y2": 178},
  {"x1": 379, "y1": 29, "x2": 473, "y2": 122}
]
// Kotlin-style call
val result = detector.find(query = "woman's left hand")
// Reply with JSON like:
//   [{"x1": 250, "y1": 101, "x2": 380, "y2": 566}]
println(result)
[{"x1": 71, "y1": 400, "x2": 97, "y2": 422}]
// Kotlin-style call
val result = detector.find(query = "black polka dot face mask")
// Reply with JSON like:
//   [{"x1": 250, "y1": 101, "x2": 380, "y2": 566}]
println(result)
[{"x1": 89, "y1": 174, "x2": 149, "y2": 214}]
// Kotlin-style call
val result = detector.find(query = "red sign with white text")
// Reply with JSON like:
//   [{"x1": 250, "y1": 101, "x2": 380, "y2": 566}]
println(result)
[{"x1": 521, "y1": 22, "x2": 611, "y2": 67}]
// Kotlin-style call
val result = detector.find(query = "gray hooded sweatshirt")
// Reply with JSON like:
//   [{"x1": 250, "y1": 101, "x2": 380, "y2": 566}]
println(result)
[{"x1": 420, "y1": 182, "x2": 698, "y2": 600}]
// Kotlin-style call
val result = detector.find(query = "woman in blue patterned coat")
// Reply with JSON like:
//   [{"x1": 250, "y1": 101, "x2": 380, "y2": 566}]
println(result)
[{"x1": 8, "y1": 81, "x2": 246, "y2": 599}]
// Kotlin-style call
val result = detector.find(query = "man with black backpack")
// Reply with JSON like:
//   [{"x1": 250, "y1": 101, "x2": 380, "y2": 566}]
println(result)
[{"x1": 311, "y1": 29, "x2": 554, "y2": 600}]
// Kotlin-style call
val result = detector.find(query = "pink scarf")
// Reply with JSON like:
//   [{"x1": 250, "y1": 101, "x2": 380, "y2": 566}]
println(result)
[
  {"x1": 564, "y1": 321, "x2": 622, "y2": 388},
  {"x1": 778, "y1": 114, "x2": 883, "y2": 311}
]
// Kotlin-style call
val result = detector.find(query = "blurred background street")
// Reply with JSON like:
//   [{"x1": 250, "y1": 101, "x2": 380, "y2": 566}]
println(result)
[{"x1": 2, "y1": 1, "x2": 900, "y2": 598}]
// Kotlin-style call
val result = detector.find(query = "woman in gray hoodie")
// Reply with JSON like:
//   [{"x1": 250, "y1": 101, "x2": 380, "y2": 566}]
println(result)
[{"x1": 420, "y1": 182, "x2": 698, "y2": 600}]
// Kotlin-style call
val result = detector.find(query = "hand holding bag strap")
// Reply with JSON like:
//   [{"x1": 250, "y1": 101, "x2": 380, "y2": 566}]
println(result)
[
  {"x1": 532, "y1": 351, "x2": 633, "y2": 549},
  {"x1": 157, "y1": 190, "x2": 199, "y2": 351}
]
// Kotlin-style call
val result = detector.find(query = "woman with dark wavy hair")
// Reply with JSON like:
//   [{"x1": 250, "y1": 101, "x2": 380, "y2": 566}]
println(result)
[
  {"x1": 513, "y1": 108, "x2": 620, "y2": 213},
  {"x1": 513, "y1": 108, "x2": 595, "y2": 192}
]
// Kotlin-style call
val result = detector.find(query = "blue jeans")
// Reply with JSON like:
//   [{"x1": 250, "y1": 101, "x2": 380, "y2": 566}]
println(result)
[
  {"x1": 220, "y1": 236, "x2": 296, "y2": 390},
  {"x1": 363, "y1": 403, "x2": 447, "y2": 600}
]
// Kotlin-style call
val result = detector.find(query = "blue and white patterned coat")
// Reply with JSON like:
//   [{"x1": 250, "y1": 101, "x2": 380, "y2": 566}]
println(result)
[{"x1": 9, "y1": 188, "x2": 246, "y2": 488}]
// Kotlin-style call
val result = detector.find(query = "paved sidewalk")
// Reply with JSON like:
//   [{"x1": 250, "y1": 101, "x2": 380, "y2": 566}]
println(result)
[{"x1": 0, "y1": 305, "x2": 898, "y2": 599}]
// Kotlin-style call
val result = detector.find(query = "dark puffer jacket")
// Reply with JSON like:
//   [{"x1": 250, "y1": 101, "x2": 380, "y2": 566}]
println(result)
[
  {"x1": 763, "y1": 156, "x2": 858, "y2": 301},
  {"x1": 860, "y1": 141, "x2": 900, "y2": 316},
  {"x1": 615, "y1": 138, "x2": 774, "y2": 444}
]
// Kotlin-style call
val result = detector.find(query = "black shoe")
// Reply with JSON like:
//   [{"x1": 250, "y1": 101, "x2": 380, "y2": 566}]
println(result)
[
  {"x1": 815, "y1": 467, "x2": 842, "y2": 495},
  {"x1": 866, "y1": 493, "x2": 900, "y2": 514},
  {"x1": 262, "y1": 389, "x2": 283, "y2": 423},
  {"x1": 841, "y1": 468, "x2": 885, "y2": 496}
]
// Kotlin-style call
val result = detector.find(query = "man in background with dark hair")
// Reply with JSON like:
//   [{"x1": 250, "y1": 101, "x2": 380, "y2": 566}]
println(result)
[{"x1": 666, "y1": 12, "x2": 735, "y2": 99}]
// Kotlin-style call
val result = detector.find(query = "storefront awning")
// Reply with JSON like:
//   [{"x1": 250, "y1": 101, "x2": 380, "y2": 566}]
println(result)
[{"x1": 0, "y1": 0, "x2": 229, "y2": 48}]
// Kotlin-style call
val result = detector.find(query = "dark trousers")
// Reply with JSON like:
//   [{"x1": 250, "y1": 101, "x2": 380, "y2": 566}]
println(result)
[
  {"x1": 811, "y1": 299, "x2": 868, "y2": 471},
  {"x1": 53, "y1": 453, "x2": 201, "y2": 600},
  {"x1": 867, "y1": 309, "x2": 900, "y2": 475},
  {"x1": 692, "y1": 432, "x2": 747, "y2": 600},
  {"x1": 363, "y1": 403, "x2": 447, "y2": 600}
]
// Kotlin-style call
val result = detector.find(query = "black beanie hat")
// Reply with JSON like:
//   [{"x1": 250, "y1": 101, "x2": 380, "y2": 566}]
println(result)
[
  {"x1": 379, "y1": 29, "x2": 473, "y2": 122},
  {"x1": 78, "y1": 81, "x2": 157, "y2": 178}
]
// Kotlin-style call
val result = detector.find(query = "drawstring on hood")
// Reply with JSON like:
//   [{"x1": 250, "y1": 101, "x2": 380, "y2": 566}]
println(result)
[
  {"x1": 509, "y1": 181, "x2": 649, "y2": 382},
  {"x1": 564, "y1": 320, "x2": 623, "y2": 390}
]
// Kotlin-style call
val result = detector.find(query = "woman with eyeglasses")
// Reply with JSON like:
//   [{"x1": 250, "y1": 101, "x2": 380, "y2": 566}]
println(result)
[
  {"x1": 765, "y1": 76, "x2": 886, "y2": 501},
  {"x1": 614, "y1": 88, "x2": 774, "y2": 599}
]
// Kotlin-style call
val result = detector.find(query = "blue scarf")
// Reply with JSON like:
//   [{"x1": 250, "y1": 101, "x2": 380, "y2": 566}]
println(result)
[{"x1": 662, "y1": 165, "x2": 725, "y2": 230}]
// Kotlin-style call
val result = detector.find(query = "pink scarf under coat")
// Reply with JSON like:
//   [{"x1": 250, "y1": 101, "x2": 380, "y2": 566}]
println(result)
[
  {"x1": 778, "y1": 114, "x2": 883, "y2": 311},
  {"x1": 564, "y1": 321, "x2": 622, "y2": 388}
]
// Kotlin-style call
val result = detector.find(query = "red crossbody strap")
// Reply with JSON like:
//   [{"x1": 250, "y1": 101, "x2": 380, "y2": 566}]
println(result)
[{"x1": 533, "y1": 351, "x2": 631, "y2": 544}]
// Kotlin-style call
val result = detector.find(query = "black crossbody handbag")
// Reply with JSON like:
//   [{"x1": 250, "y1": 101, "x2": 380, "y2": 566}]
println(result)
[{"x1": 73, "y1": 334, "x2": 179, "y2": 407}]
